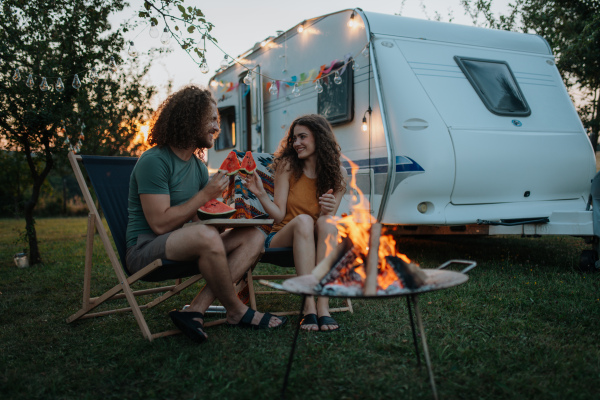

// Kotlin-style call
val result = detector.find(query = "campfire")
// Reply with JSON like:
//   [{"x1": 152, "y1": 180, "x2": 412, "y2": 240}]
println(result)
[{"x1": 310, "y1": 158, "x2": 429, "y2": 297}]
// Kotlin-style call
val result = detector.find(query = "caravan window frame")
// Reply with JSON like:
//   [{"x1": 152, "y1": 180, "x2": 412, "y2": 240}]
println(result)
[
  {"x1": 215, "y1": 106, "x2": 236, "y2": 151},
  {"x1": 454, "y1": 56, "x2": 531, "y2": 117}
]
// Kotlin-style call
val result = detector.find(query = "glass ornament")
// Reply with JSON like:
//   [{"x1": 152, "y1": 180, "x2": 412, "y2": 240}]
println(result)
[
  {"x1": 72, "y1": 74, "x2": 82, "y2": 89},
  {"x1": 334, "y1": 71, "x2": 342, "y2": 85},
  {"x1": 55, "y1": 77, "x2": 65, "y2": 92}
]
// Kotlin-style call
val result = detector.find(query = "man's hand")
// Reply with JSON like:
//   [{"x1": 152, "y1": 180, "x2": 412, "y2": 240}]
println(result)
[
  {"x1": 202, "y1": 171, "x2": 229, "y2": 200},
  {"x1": 319, "y1": 189, "x2": 336, "y2": 215}
]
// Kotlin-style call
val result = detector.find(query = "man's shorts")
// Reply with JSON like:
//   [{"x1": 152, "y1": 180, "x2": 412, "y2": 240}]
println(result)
[{"x1": 126, "y1": 232, "x2": 171, "y2": 275}]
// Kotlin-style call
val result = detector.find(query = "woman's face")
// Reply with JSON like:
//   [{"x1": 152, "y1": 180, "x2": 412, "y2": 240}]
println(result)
[{"x1": 292, "y1": 124, "x2": 316, "y2": 160}]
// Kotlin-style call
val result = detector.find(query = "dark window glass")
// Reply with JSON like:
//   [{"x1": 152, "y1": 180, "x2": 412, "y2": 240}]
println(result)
[
  {"x1": 455, "y1": 56, "x2": 530, "y2": 116},
  {"x1": 216, "y1": 106, "x2": 235, "y2": 151},
  {"x1": 318, "y1": 61, "x2": 354, "y2": 125}
]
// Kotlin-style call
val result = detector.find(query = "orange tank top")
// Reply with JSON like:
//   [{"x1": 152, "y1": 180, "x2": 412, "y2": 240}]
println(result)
[{"x1": 272, "y1": 173, "x2": 320, "y2": 233}]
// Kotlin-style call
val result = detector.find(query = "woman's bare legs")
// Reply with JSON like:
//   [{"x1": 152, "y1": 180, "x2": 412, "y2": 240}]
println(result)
[
  {"x1": 268, "y1": 214, "x2": 319, "y2": 331},
  {"x1": 315, "y1": 216, "x2": 339, "y2": 331}
]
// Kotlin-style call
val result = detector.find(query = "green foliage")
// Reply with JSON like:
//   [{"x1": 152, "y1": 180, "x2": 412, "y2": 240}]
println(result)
[
  {"x1": 460, "y1": 0, "x2": 600, "y2": 146},
  {"x1": 0, "y1": 218, "x2": 599, "y2": 399}
]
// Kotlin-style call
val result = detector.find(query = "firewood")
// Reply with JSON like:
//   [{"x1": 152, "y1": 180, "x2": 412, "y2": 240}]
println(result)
[{"x1": 311, "y1": 237, "x2": 353, "y2": 280}]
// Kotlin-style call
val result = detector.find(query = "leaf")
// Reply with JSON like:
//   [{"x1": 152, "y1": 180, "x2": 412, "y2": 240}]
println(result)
[
  {"x1": 187, "y1": 26, "x2": 195, "y2": 33},
  {"x1": 177, "y1": 4, "x2": 185, "y2": 13},
  {"x1": 144, "y1": 1, "x2": 151, "y2": 11},
  {"x1": 150, "y1": 17, "x2": 158, "y2": 25},
  {"x1": 196, "y1": 9, "x2": 204, "y2": 17},
  {"x1": 175, "y1": 25, "x2": 179, "y2": 31}
]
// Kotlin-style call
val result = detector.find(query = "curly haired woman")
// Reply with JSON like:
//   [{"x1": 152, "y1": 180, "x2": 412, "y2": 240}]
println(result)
[{"x1": 246, "y1": 114, "x2": 348, "y2": 332}]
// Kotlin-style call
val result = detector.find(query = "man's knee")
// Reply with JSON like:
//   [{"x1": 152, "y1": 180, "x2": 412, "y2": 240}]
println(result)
[{"x1": 191, "y1": 225, "x2": 226, "y2": 254}]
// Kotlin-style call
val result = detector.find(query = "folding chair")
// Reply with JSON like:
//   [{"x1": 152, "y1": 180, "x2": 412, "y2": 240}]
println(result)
[
  {"x1": 225, "y1": 151, "x2": 353, "y2": 316},
  {"x1": 66, "y1": 152, "x2": 236, "y2": 341}
]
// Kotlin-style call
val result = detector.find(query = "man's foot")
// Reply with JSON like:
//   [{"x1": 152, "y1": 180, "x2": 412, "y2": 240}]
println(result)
[
  {"x1": 169, "y1": 310, "x2": 208, "y2": 343},
  {"x1": 317, "y1": 315, "x2": 340, "y2": 332},
  {"x1": 227, "y1": 307, "x2": 287, "y2": 330},
  {"x1": 300, "y1": 313, "x2": 319, "y2": 331}
]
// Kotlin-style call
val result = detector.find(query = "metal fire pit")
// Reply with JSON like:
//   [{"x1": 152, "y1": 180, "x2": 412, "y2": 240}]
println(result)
[{"x1": 261, "y1": 259, "x2": 477, "y2": 400}]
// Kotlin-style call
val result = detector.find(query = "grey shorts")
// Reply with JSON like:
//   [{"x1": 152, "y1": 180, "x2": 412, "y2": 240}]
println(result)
[{"x1": 126, "y1": 232, "x2": 172, "y2": 275}]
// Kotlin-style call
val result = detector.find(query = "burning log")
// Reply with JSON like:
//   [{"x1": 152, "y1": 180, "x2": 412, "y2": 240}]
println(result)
[
  {"x1": 385, "y1": 255, "x2": 427, "y2": 290},
  {"x1": 364, "y1": 223, "x2": 382, "y2": 296},
  {"x1": 314, "y1": 248, "x2": 359, "y2": 293},
  {"x1": 311, "y1": 237, "x2": 354, "y2": 281}
]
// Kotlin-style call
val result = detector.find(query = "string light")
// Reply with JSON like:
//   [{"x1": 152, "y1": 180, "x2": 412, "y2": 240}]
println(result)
[
  {"x1": 269, "y1": 80, "x2": 278, "y2": 95},
  {"x1": 243, "y1": 71, "x2": 252, "y2": 85},
  {"x1": 26, "y1": 74, "x2": 34, "y2": 88},
  {"x1": 160, "y1": 28, "x2": 171, "y2": 45},
  {"x1": 109, "y1": 56, "x2": 118, "y2": 73},
  {"x1": 353, "y1": 59, "x2": 359, "y2": 71},
  {"x1": 55, "y1": 77, "x2": 65, "y2": 92},
  {"x1": 297, "y1": 21, "x2": 305, "y2": 33},
  {"x1": 90, "y1": 67, "x2": 99, "y2": 84},
  {"x1": 334, "y1": 70, "x2": 342, "y2": 85},
  {"x1": 39, "y1": 77, "x2": 49, "y2": 91},
  {"x1": 72, "y1": 74, "x2": 81, "y2": 89},
  {"x1": 220, "y1": 55, "x2": 229, "y2": 69},
  {"x1": 347, "y1": 12, "x2": 356, "y2": 28},
  {"x1": 314, "y1": 79, "x2": 323, "y2": 93},
  {"x1": 149, "y1": 22, "x2": 159, "y2": 38},
  {"x1": 200, "y1": 58, "x2": 209, "y2": 74},
  {"x1": 292, "y1": 83, "x2": 300, "y2": 97},
  {"x1": 362, "y1": 107, "x2": 372, "y2": 132},
  {"x1": 128, "y1": 41, "x2": 138, "y2": 57},
  {"x1": 12, "y1": 68, "x2": 21, "y2": 81}
]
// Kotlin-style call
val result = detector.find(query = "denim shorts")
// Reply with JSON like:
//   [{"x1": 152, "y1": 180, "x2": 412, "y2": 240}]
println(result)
[{"x1": 264, "y1": 231, "x2": 278, "y2": 249}]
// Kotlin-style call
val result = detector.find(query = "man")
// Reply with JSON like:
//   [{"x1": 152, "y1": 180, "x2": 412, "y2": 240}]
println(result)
[{"x1": 125, "y1": 85, "x2": 286, "y2": 343}]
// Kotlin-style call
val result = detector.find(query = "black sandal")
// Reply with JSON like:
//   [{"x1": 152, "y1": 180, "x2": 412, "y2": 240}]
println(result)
[
  {"x1": 300, "y1": 313, "x2": 319, "y2": 331},
  {"x1": 318, "y1": 315, "x2": 340, "y2": 332},
  {"x1": 169, "y1": 310, "x2": 207, "y2": 343},
  {"x1": 228, "y1": 308, "x2": 287, "y2": 330}
]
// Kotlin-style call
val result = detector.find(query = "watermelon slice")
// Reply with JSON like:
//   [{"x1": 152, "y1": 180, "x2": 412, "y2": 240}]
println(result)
[
  {"x1": 219, "y1": 151, "x2": 241, "y2": 175},
  {"x1": 240, "y1": 151, "x2": 256, "y2": 174},
  {"x1": 197, "y1": 199, "x2": 236, "y2": 220}
]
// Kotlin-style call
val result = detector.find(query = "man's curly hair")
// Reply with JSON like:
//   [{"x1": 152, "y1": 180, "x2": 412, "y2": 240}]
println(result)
[
  {"x1": 272, "y1": 114, "x2": 345, "y2": 199},
  {"x1": 148, "y1": 85, "x2": 218, "y2": 150}
]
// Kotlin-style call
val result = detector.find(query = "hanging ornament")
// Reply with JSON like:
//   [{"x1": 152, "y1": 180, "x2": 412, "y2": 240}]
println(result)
[
  {"x1": 12, "y1": 67, "x2": 21, "y2": 81},
  {"x1": 72, "y1": 74, "x2": 82, "y2": 89},
  {"x1": 292, "y1": 83, "x2": 300, "y2": 97},
  {"x1": 220, "y1": 55, "x2": 229, "y2": 69},
  {"x1": 149, "y1": 22, "x2": 159, "y2": 38},
  {"x1": 109, "y1": 56, "x2": 118, "y2": 73},
  {"x1": 39, "y1": 77, "x2": 49, "y2": 91},
  {"x1": 334, "y1": 71, "x2": 342, "y2": 85},
  {"x1": 26, "y1": 74, "x2": 35, "y2": 88},
  {"x1": 269, "y1": 80, "x2": 278, "y2": 96},
  {"x1": 200, "y1": 58, "x2": 209, "y2": 74},
  {"x1": 128, "y1": 41, "x2": 138, "y2": 57},
  {"x1": 243, "y1": 71, "x2": 252, "y2": 85},
  {"x1": 361, "y1": 47, "x2": 369, "y2": 58},
  {"x1": 55, "y1": 77, "x2": 65, "y2": 92},
  {"x1": 160, "y1": 28, "x2": 171, "y2": 45},
  {"x1": 315, "y1": 79, "x2": 323, "y2": 93},
  {"x1": 353, "y1": 59, "x2": 359, "y2": 71},
  {"x1": 90, "y1": 67, "x2": 99, "y2": 84}
]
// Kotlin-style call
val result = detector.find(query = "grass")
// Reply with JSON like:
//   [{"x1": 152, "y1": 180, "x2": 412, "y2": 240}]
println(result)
[{"x1": 1, "y1": 217, "x2": 599, "y2": 400}]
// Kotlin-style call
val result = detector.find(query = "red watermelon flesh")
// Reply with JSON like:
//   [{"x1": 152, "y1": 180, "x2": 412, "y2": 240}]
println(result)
[
  {"x1": 240, "y1": 151, "x2": 256, "y2": 174},
  {"x1": 219, "y1": 151, "x2": 241, "y2": 175},
  {"x1": 197, "y1": 199, "x2": 236, "y2": 220}
]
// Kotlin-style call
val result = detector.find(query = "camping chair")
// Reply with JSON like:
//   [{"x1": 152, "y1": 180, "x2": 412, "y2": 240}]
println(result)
[
  {"x1": 225, "y1": 151, "x2": 353, "y2": 316},
  {"x1": 65, "y1": 152, "x2": 245, "y2": 341}
]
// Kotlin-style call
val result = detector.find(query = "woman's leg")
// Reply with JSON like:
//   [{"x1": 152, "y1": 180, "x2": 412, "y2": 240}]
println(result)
[
  {"x1": 315, "y1": 215, "x2": 340, "y2": 331},
  {"x1": 269, "y1": 214, "x2": 319, "y2": 331}
]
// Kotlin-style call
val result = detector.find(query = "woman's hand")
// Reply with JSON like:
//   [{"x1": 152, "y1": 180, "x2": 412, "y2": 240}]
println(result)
[
  {"x1": 319, "y1": 189, "x2": 336, "y2": 215},
  {"x1": 201, "y1": 170, "x2": 230, "y2": 200},
  {"x1": 244, "y1": 172, "x2": 266, "y2": 197}
]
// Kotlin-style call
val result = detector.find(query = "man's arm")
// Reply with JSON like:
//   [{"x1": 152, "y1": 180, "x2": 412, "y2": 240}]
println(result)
[{"x1": 141, "y1": 171, "x2": 229, "y2": 235}]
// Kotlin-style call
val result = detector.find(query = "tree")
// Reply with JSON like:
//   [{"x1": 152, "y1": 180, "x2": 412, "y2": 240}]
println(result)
[
  {"x1": 0, "y1": 0, "x2": 156, "y2": 265},
  {"x1": 460, "y1": 0, "x2": 600, "y2": 148}
]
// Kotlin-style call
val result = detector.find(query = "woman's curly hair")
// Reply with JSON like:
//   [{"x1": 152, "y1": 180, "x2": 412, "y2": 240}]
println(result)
[
  {"x1": 148, "y1": 85, "x2": 218, "y2": 150},
  {"x1": 272, "y1": 114, "x2": 346, "y2": 199}
]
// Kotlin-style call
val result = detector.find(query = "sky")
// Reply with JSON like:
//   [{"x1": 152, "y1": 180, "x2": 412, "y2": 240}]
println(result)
[{"x1": 115, "y1": 0, "x2": 511, "y2": 105}]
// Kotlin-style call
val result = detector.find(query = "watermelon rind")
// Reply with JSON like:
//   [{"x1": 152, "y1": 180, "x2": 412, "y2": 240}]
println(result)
[
  {"x1": 219, "y1": 151, "x2": 241, "y2": 176},
  {"x1": 240, "y1": 151, "x2": 256, "y2": 174},
  {"x1": 197, "y1": 199, "x2": 236, "y2": 220}
]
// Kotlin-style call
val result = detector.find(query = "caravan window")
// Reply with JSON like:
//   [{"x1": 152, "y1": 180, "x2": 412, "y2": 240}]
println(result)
[
  {"x1": 318, "y1": 61, "x2": 354, "y2": 125},
  {"x1": 216, "y1": 106, "x2": 235, "y2": 151},
  {"x1": 455, "y1": 56, "x2": 530, "y2": 117}
]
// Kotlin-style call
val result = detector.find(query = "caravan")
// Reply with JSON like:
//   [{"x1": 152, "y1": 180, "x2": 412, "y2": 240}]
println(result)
[{"x1": 207, "y1": 9, "x2": 598, "y2": 264}]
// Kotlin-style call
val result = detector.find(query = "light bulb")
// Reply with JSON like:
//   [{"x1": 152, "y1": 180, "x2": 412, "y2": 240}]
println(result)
[
  {"x1": 128, "y1": 41, "x2": 138, "y2": 57},
  {"x1": 39, "y1": 77, "x2": 49, "y2": 91},
  {"x1": 315, "y1": 79, "x2": 323, "y2": 94},
  {"x1": 55, "y1": 77, "x2": 65, "y2": 92},
  {"x1": 362, "y1": 116, "x2": 368, "y2": 132},
  {"x1": 334, "y1": 71, "x2": 342, "y2": 85},
  {"x1": 210, "y1": 80, "x2": 219, "y2": 88},
  {"x1": 26, "y1": 74, "x2": 35, "y2": 88},
  {"x1": 348, "y1": 13, "x2": 356, "y2": 28},
  {"x1": 200, "y1": 59, "x2": 209, "y2": 74},
  {"x1": 292, "y1": 83, "x2": 300, "y2": 97},
  {"x1": 109, "y1": 56, "x2": 118, "y2": 73},
  {"x1": 72, "y1": 74, "x2": 82, "y2": 89},
  {"x1": 160, "y1": 28, "x2": 170, "y2": 45},
  {"x1": 269, "y1": 80, "x2": 278, "y2": 96},
  {"x1": 243, "y1": 71, "x2": 252, "y2": 85},
  {"x1": 220, "y1": 55, "x2": 229, "y2": 69},
  {"x1": 353, "y1": 59, "x2": 359, "y2": 71},
  {"x1": 149, "y1": 22, "x2": 159, "y2": 38},
  {"x1": 297, "y1": 24, "x2": 304, "y2": 33},
  {"x1": 12, "y1": 67, "x2": 21, "y2": 81},
  {"x1": 90, "y1": 67, "x2": 99, "y2": 84}
]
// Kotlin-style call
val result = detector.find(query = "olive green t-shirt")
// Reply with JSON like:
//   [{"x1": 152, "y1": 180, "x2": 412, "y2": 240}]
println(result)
[{"x1": 126, "y1": 146, "x2": 209, "y2": 248}]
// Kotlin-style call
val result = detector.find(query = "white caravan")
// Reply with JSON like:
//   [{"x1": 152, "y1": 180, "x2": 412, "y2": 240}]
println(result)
[{"x1": 206, "y1": 9, "x2": 598, "y2": 263}]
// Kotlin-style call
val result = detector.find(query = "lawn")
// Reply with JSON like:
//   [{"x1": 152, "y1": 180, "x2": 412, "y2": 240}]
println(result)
[{"x1": 1, "y1": 217, "x2": 599, "y2": 399}]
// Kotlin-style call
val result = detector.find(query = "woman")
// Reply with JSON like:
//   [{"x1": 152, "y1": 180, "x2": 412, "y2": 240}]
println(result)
[{"x1": 246, "y1": 114, "x2": 347, "y2": 332}]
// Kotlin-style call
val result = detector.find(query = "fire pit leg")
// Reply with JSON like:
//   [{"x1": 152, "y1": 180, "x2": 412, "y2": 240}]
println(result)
[
  {"x1": 412, "y1": 295, "x2": 439, "y2": 400},
  {"x1": 406, "y1": 296, "x2": 421, "y2": 367},
  {"x1": 281, "y1": 294, "x2": 306, "y2": 399}
]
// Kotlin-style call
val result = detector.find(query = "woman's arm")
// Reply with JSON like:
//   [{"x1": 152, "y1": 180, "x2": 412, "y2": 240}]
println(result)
[
  {"x1": 319, "y1": 165, "x2": 348, "y2": 216},
  {"x1": 245, "y1": 164, "x2": 290, "y2": 223}
]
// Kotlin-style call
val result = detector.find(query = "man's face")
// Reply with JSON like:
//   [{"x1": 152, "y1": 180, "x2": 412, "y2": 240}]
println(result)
[{"x1": 195, "y1": 104, "x2": 220, "y2": 149}]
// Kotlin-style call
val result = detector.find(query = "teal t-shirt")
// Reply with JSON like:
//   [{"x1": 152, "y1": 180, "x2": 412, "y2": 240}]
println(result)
[{"x1": 126, "y1": 146, "x2": 209, "y2": 248}]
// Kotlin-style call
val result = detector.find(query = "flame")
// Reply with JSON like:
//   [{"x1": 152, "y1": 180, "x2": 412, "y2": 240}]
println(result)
[{"x1": 327, "y1": 154, "x2": 412, "y2": 291}]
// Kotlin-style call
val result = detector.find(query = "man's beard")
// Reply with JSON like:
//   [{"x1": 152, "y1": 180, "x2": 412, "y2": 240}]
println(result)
[{"x1": 195, "y1": 132, "x2": 215, "y2": 150}]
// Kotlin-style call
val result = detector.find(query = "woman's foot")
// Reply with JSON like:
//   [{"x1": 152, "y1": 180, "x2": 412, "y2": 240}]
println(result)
[
  {"x1": 300, "y1": 313, "x2": 319, "y2": 331},
  {"x1": 317, "y1": 314, "x2": 339, "y2": 332}
]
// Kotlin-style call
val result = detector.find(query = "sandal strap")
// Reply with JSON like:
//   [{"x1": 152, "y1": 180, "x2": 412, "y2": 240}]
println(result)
[
  {"x1": 259, "y1": 312, "x2": 275, "y2": 328},
  {"x1": 240, "y1": 308, "x2": 256, "y2": 324}
]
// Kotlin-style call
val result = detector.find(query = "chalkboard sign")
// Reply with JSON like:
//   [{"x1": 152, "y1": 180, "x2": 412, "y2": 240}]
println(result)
[{"x1": 318, "y1": 61, "x2": 354, "y2": 126}]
